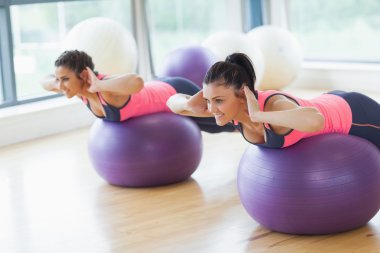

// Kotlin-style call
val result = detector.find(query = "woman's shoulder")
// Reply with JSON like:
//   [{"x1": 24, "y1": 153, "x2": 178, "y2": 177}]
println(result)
[
  {"x1": 258, "y1": 89, "x2": 297, "y2": 99},
  {"x1": 96, "y1": 73, "x2": 107, "y2": 80},
  {"x1": 258, "y1": 90, "x2": 293, "y2": 108},
  {"x1": 258, "y1": 90, "x2": 299, "y2": 111}
]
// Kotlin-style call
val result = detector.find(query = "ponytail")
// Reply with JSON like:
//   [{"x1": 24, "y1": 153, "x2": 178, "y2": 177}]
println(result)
[{"x1": 204, "y1": 53, "x2": 257, "y2": 97}]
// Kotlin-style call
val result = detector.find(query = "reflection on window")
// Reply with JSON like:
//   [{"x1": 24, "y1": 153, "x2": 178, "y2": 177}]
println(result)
[
  {"x1": 288, "y1": 0, "x2": 380, "y2": 62},
  {"x1": 11, "y1": 0, "x2": 132, "y2": 100},
  {"x1": 146, "y1": 0, "x2": 241, "y2": 74}
]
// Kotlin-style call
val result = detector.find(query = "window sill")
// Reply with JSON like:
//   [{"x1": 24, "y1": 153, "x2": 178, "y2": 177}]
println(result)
[
  {"x1": 292, "y1": 61, "x2": 380, "y2": 94},
  {"x1": 303, "y1": 61, "x2": 380, "y2": 72}
]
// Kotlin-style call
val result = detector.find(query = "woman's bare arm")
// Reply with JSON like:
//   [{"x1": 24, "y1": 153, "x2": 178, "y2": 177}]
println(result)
[
  {"x1": 40, "y1": 74, "x2": 62, "y2": 93},
  {"x1": 166, "y1": 90, "x2": 213, "y2": 117},
  {"x1": 86, "y1": 67, "x2": 144, "y2": 95},
  {"x1": 244, "y1": 86, "x2": 325, "y2": 133}
]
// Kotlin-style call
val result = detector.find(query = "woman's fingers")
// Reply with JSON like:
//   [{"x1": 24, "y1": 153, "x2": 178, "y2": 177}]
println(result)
[
  {"x1": 244, "y1": 86, "x2": 256, "y2": 102},
  {"x1": 86, "y1": 67, "x2": 99, "y2": 92},
  {"x1": 244, "y1": 86, "x2": 259, "y2": 121},
  {"x1": 187, "y1": 90, "x2": 208, "y2": 114}
]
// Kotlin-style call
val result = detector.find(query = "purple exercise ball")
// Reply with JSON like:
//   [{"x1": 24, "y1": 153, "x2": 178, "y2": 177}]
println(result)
[
  {"x1": 88, "y1": 113, "x2": 203, "y2": 187},
  {"x1": 159, "y1": 46, "x2": 218, "y2": 88},
  {"x1": 237, "y1": 134, "x2": 380, "y2": 235}
]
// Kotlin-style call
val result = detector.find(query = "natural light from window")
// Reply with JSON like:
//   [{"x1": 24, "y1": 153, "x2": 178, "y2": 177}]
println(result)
[
  {"x1": 10, "y1": 0, "x2": 132, "y2": 100},
  {"x1": 288, "y1": 0, "x2": 380, "y2": 63}
]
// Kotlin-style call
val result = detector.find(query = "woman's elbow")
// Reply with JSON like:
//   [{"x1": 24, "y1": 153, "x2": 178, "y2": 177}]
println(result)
[
  {"x1": 310, "y1": 112, "x2": 325, "y2": 132},
  {"x1": 132, "y1": 76, "x2": 144, "y2": 93},
  {"x1": 166, "y1": 95, "x2": 180, "y2": 113},
  {"x1": 40, "y1": 75, "x2": 55, "y2": 91},
  {"x1": 166, "y1": 94, "x2": 188, "y2": 114}
]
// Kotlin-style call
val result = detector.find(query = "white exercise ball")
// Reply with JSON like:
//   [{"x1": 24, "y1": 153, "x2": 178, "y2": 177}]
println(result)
[
  {"x1": 247, "y1": 25, "x2": 303, "y2": 90},
  {"x1": 202, "y1": 31, "x2": 264, "y2": 88},
  {"x1": 61, "y1": 17, "x2": 138, "y2": 74}
]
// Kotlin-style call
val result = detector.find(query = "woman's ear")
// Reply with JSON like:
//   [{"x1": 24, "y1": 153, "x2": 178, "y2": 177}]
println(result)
[
  {"x1": 79, "y1": 69, "x2": 88, "y2": 81},
  {"x1": 238, "y1": 85, "x2": 246, "y2": 97}
]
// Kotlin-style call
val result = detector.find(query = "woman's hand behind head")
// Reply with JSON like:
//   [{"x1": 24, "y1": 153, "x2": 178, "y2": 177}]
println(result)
[{"x1": 85, "y1": 67, "x2": 100, "y2": 93}]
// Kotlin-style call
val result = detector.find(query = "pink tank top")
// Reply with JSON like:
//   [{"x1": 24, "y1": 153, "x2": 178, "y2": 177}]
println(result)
[
  {"x1": 117, "y1": 80, "x2": 176, "y2": 120},
  {"x1": 257, "y1": 90, "x2": 353, "y2": 147},
  {"x1": 82, "y1": 77, "x2": 176, "y2": 121}
]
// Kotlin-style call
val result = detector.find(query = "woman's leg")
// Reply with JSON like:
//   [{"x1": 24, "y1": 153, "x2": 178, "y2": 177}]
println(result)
[
  {"x1": 156, "y1": 76, "x2": 200, "y2": 95},
  {"x1": 340, "y1": 91, "x2": 380, "y2": 149}
]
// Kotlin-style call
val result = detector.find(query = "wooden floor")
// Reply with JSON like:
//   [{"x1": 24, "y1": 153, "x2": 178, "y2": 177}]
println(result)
[{"x1": 1, "y1": 127, "x2": 380, "y2": 253}]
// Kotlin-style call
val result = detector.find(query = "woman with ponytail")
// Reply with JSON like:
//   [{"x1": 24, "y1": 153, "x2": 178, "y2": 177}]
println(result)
[{"x1": 167, "y1": 52, "x2": 380, "y2": 149}]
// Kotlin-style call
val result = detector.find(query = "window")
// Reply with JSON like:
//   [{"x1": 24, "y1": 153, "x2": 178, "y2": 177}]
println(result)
[
  {"x1": 1, "y1": 0, "x2": 132, "y2": 106},
  {"x1": 287, "y1": 0, "x2": 380, "y2": 62},
  {"x1": 2, "y1": 0, "x2": 250, "y2": 108},
  {"x1": 11, "y1": 0, "x2": 132, "y2": 100},
  {"x1": 145, "y1": 0, "x2": 243, "y2": 74}
]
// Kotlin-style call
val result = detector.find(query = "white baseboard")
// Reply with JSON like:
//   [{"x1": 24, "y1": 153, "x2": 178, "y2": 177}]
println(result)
[{"x1": 0, "y1": 97, "x2": 95, "y2": 148}]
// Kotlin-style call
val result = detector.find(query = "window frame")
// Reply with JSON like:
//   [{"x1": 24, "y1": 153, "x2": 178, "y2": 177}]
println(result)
[
  {"x1": 0, "y1": 5, "x2": 16, "y2": 107},
  {"x1": 243, "y1": 0, "x2": 263, "y2": 32}
]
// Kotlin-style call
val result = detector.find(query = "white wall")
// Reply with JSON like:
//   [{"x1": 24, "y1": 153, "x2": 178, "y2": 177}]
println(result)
[{"x1": 0, "y1": 98, "x2": 94, "y2": 148}]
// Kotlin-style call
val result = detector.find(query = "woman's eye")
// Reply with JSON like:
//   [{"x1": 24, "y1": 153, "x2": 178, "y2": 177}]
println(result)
[{"x1": 215, "y1": 99, "x2": 223, "y2": 104}]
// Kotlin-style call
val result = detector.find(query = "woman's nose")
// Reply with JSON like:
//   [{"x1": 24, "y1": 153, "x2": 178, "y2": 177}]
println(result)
[
  {"x1": 59, "y1": 81, "x2": 65, "y2": 90},
  {"x1": 208, "y1": 102, "x2": 218, "y2": 113}
]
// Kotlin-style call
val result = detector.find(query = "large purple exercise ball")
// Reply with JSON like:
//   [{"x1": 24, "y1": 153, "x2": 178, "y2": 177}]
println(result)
[
  {"x1": 88, "y1": 113, "x2": 202, "y2": 187},
  {"x1": 237, "y1": 134, "x2": 380, "y2": 235},
  {"x1": 159, "y1": 46, "x2": 218, "y2": 88}
]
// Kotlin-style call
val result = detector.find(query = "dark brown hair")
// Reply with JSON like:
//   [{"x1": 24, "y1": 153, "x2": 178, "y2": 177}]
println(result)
[
  {"x1": 54, "y1": 50, "x2": 96, "y2": 78},
  {"x1": 204, "y1": 52, "x2": 257, "y2": 97}
]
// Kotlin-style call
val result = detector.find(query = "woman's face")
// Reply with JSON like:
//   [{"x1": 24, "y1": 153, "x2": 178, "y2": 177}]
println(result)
[
  {"x1": 55, "y1": 66, "x2": 85, "y2": 98},
  {"x1": 203, "y1": 82, "x2": 246, "y2": 126}
]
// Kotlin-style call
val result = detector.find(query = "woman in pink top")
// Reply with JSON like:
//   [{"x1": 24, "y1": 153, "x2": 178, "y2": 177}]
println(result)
[
  {"x1": 167, "y1": 53, "x2": 380, "y2": 149},
  {"x1": 41, "y1": 50, "x2": 233, "y2": 133}
]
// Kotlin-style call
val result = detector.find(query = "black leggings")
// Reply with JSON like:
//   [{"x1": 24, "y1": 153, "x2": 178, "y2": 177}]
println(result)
[
  {"x1": 156, "y1": 76, "x2": 235, "y2": 133},
  {"x1": 329, "y1": 90, "x2": 380, "y2": 149}
]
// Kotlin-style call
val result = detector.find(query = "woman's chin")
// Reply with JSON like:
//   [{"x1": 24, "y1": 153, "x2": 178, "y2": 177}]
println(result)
[{"x1": 215, "y1": 118, "x2": 228, "y2": 126}]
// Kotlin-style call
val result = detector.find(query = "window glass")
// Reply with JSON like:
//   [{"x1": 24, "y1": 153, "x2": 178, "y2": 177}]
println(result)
[
  {"x1": 10, "y1": 0, "x2": 132, "y2": 100},
  {"x1": 0, "y1": 60, "x2": 3, "y2": 103},
  {"x1": 288, "y1": 0, "x2": 380, "y2": 62},
  {"x1": 146, "y1": 0, "x2": 240, "y2": 74}
]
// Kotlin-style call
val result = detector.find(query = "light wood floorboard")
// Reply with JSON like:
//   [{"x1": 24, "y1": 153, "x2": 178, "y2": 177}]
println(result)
[{"x1": 1, "y1": 126, "x2": 380, "y2": 253}]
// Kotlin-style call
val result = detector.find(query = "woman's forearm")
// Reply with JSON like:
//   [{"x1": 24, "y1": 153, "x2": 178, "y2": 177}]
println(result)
[
  {"x1": 167, "y1": 94, "x2": 213, "y2": 117},
  {"x1": 253, "y1": 107, "x2": 325, "y2": 132},
  {"x1": 40, "y1": 75, "x2": 61, "y2": 93},
  {"x1": 166, "y1": 94, "x2": 190, "y2": 114}
]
